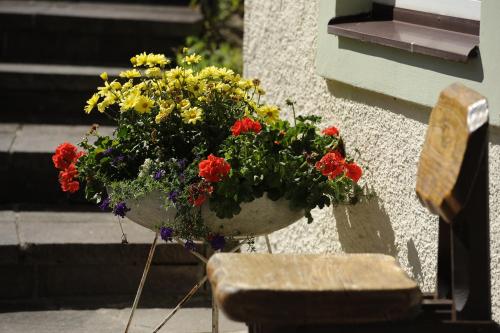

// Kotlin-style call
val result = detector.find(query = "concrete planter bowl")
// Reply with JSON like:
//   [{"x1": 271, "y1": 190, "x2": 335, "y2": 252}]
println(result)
[{"x1": 123, "y1": 191, "x2": 304, "y2": 238}]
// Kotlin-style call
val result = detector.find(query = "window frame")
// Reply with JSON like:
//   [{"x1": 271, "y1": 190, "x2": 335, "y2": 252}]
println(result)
[
  {"x1": 315, "y1": 0, "x2": 500, "y2": 127},
  {"x1": 328, "y1": 3, "x2": 480, "y2": 63},
  {"x1": 373, "y1": 0, "x2": 481, "y2": 21}
]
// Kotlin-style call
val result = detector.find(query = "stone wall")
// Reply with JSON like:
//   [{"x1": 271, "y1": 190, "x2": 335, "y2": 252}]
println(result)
[{"x1": 244, "y1": 0, "x2": 500, "y2": 322}]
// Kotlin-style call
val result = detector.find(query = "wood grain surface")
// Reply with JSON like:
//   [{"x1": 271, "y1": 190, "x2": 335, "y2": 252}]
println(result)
[
  {"x1": 207, "y1": 253, "x2": 421, "y2": 324},
  {"x1": 416, "y1": 83, "x2": 488, "y2": 223}
]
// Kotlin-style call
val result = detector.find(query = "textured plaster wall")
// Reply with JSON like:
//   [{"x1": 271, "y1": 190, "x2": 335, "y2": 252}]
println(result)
[{"x1": 244, "y1": 0, "x2": 500, "y2": 322}]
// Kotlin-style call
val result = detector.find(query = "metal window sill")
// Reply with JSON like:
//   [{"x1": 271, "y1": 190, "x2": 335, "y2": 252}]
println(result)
[{"x1": 327, "y1": 4, "x2": 480, "y2": 63}]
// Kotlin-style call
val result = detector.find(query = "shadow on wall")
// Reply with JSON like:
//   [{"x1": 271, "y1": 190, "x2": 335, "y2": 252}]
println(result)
[
  {"x1": 334, "y1": 198, "x2": 398, "y2": 256},
  {"x1": 407, "y1": 238, "x2": 424, "y2": 284},
  {"x1": 326, "y1": 80, "x2": 431, "y2": 125}
]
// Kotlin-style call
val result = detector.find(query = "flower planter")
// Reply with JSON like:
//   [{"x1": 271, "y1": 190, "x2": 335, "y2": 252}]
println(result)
[
  {"x1": 123, "y1": 191, "x2": 304, "y2": 238},
  {"x1": 52, "y1": 51, "x2": 364, "y2": 243}
]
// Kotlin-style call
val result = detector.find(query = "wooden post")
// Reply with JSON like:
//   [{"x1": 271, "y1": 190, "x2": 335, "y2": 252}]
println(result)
[{"x1": 416, "y1": 83, "x2": 490, "y2": 321}]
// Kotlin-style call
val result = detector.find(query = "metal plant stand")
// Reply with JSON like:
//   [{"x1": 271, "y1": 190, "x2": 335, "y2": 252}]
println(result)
[{"x1": 124, "y1": 234, "x2": 273, "y2": 333}]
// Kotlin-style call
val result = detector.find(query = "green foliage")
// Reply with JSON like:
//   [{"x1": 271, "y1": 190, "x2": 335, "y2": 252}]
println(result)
[
  {"x1": 209, "y1": 116, "x2": 362, "y2": 223},
  {"x1": 73, "y1": 52, "x2": 367, "y2": 242},
  {"x1": 178, "y1": 36, "x2": 242, "y2": 74},
  {"x1": 178, "y1": 0, "x2": 244, "y2": 72}
]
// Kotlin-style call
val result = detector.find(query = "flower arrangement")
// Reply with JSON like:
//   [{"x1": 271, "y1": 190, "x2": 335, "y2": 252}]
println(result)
[{"x1": 53, "y1": 51, "x2": 365, "y2": 247}]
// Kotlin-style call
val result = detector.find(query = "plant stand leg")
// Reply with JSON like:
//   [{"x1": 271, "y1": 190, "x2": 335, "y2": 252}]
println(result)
[
  {"x1": 151, "y1": 241, "x2": 244, "y2": 333},
  {"x1": 124, "y1": 232, "x2": 159, "y2": 333},
  {"x1": 212, "y1": 292, "x2": 219, "y2": 333},
  {"x1": 265, "y1": 234, "x2": 273, "y2": 254},
  {"x1": 152, "y1": 275, "x2": 209, "y2": 333}
]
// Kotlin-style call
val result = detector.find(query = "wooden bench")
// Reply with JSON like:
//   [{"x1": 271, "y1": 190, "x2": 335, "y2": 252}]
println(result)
[{"x1": 207, "y1": 84, "x2": 499, "y2": 333}]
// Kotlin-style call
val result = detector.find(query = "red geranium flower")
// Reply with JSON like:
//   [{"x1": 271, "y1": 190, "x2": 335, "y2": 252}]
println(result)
[
  {"x1": 231, "y1": 118, "x2": 262, "y2": 136},
  {"x1": 52, "y1": 142, "x2": 84, "y2": 170},
  {"x1": 58, "y1": 163, "x2": 80, "y2": 193},
  {"x1": 188, "y1": 182, "x2": 214, "y2": 207},
  {"x1": 53, "y1": 143, "x2": 84, "y2": 193},
  {"x1": 190, "y1": 194, "x2": 207, "y2": 207},
  {"x1": 60, "y1": 179, "x2": 80, "y2": 193},
  {"x1": 322, "y1": 126, "x2": 339, "y2": 136},
  {"x1": 345, "y1": 162, "x2": 362, "y2": 182},
  {"x1": 315, "y1": 151, "x2": 345, "y2": 179},
  {"x1": 199, "y1": 154, "x2": 231, "y2": 182}
]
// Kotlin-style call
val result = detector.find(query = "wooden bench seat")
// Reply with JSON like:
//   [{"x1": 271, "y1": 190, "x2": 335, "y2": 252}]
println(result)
[{"x1": 208, "y1": 253, "x2": 421, "y2": 324}]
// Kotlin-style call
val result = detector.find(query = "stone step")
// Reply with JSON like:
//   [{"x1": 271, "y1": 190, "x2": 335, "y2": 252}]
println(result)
[
  {"x1": 0, "y1": 63, "x2": 124, "y2": 124},
  {"x1": 0, "y1": 210, "x2": 210, "y2": 310},
  {"x1": 0, "y1": 123, "x2": 114, "y2": 205},
  {"x1": 0, "y1": 1, "x2": 202, "y2": 66},
  {"x1": 0, "y1": 308, "x2": 246, "y2": 333},
  {"x1": 12, "y1": 0, "x2": 191, "y2": 5}
]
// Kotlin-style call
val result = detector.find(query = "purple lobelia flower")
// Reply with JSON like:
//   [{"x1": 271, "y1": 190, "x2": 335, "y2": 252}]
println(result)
[
  {"x1": 102, "y1": 148, "x2": 113, "y2": 156},
  {"x1": 154, "y1": 169, "x2": 166, "y2": 180},
  {"x1": 113, "y1": 202, "x2": 129, "y2": 218},
  {"x1": 168, "y1": 190, "x2": 179, "y2": 203},
  {"x1": 179, "y1": 172, "x2": 185, "y2": 183},
  {"x1": 99, "y1": 197, "x2": 110, "y2": 211},
  {"x1": 210, "y1": 235, "x2": 225, "y2": 251},
  {"x1": 160, "y1": 226, "x2": 173, "y2": 241},
  {"x1": 185, "y1": 240, "x2": 196, "y2": 251},
  {"x1": 177, "y1": 158, "x2": 188, "y2": 170}
]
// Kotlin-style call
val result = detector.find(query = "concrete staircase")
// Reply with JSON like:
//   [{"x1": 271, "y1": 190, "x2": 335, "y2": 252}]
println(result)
[
  {"x1": 0, "y1": 0, "x2": 208, "y2": 309},
  {"x1": 0, "y1": 211, "x2": 210, "y2": 311},
  {"x1": 0, "y1": 0, "x2": 200, "y2": 66},
  {"x1": 0, "y1": 0, "x2": 202, "y2": 124}
]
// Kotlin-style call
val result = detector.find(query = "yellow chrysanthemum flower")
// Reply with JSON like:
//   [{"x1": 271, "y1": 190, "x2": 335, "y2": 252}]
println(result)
[
  {"x1": 84, "y1": 93, "x2": 100, "y2": 114},
  {"x1": 166, "y1": 67, "x2": 184, "y2": 81},
  {"x1": 131, "y1": 52, "x2": 148, "y2": 67},
  {"x1": 97, "y1": 96, "x2": 114, "y2": 113},
  {"x1": 104, "y1": 92, "x2": 117, "y2": 104},
  {"x1": 134, "y1": 95, "x2": 154, "y2": 114},
  {"x1": 146, "y1": 53, "x2": 169, "y2": 68},
  {"x1": 97, "y1": 81, "x2": 111, "y2": 96},
  {"x1": 215, "y1": 83, "x2": 231, "y2": 93},
  {"x1": 119, "y1": 69, "x2": 141, "y2": 79},
  {"x1": 232, "y1": 88, "x2": 246, "y2": 98},
  {"x1": 237, "y1": 79, "x2": 253, "y2": 90},
  {"x1": 181, "y1": 107, "x2": 203, "y2": 124},
  {"x1": 198, "y1": 66, "x2": 219, "y2": 79},
  {"x1": 247, "y1": 100, "x2": 258, "y2": 110},
  {"x1": 135, "y1": 82, "x2": 147, "y2": 91},
  {"x1": 186, "y1": 76, "x2": 206, "y2": 96},
  {"x1": 218, "y1": 67, "x2": 235, "y2": 82},
  {"x1": 183, "y1": 53, "x2": 202, "y2": 65},
  {"x1": 257, "y1": 105, "x2": 280, "y2": 124},
  {"x1": 231, "y1": 74, "x2": 242, "y2": 84},
  {"x1": 97, "y1": 81, "x2": 121, "y2": 99},
  {"x1": 120, "y1": 91, "x2": 139, "y2": 112},
  {"x1": 145, "y1": 67, "x2": 162, "y2": 78},
  {"x1": 110, "y1": 81, "x2": 121, "y2": 90},
  {"x1": 121, "y1": 80, "x2": 133, "y2": 91},
  {"x1": 178, "y1": 99, "x2": 191, "y2": 110},
  {"x1": 155, "y1": 100, "x2": 175, "y2": 124},
  {"x1": 100, "y1": 72, "x2": 108, "y2": 81}
]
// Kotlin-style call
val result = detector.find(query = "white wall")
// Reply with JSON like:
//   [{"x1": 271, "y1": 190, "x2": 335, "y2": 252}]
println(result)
[{"x1": 244, "y1": 0, "x2": 499, "y2": 322}]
